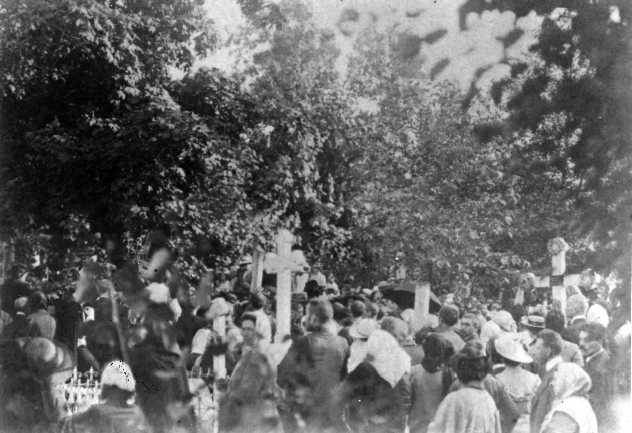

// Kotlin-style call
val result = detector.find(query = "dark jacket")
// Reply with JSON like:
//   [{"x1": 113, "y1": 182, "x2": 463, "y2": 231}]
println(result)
[
  {"x1": 530, "y1": 362, "x2": 561, "y2": 433},
  {"x1": 277, "y1": 330, "x2": 349, "y2": 431},
  {"x1": 584, "y1": 349, "x2": 612, "y2": 428},
  {"x1": 219, "y1": 347, "x2": 281, "y2": 433},
  {"x1": 339, "y1": 362, "x2": 411, "y2": 433}
]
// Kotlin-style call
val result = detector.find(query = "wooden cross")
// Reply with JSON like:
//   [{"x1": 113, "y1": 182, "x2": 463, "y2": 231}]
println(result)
[
  {"x1": 548, "y1": 237, "x2": 570, "y2": 314},
  {"x1": 263, "y1": 229, "x2": 309, "y2": 343}
]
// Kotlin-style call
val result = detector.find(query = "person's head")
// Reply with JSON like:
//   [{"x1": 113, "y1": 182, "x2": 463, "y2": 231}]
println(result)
[
  {"x1": 14, "y1": 297, "x2": 29, "y2": 315},
  {"x1": 438, "y1": 305, "x2": 459, "y2": 328},
  {"x1": 28, "y1": 291, "x2": 47, "y2": 312},
  {"x1": 306, "y1": 299, "x2": 333, "y2": 332},
  {"x1": 532, "y1": 329, "x2": 563, "y2": 365},
  {"x1": 579, "y1": 322, "x2": 606, "y2": 356},
  {"x1": 545, "y1": 309, "x2": 566, "y2": 334},
  {"x1": 304, "y1": 280, "x2": 323, "y2": 299},
  {"x1": 420, "y1": 333, "x2": 454, "y2": 373},
  {"x1": 349, "y1": 300, "x2": 366, "y2": 319},
  {"x1": 332, "y1": 302, "x2": 352, "y2": 326},
  {"x1": 364, "y1": 302, "x2": 378, "y2": 319},
  {"x1": 100, "y1": 360, "x2": 136, "y2": 406},
  {"x1": 566, "y1": 294, "x2": 588, "y2": 320},
  {"x1": 454, "y1": 342, "x2": 489, "y2": 384},
  {"x1": 459, "y1": 313, "x2": 481, "y2": 339},
  {"x1": 240, "y1": 313, "x2": 259, "y2": 347},
  {"x1": 381, "y1": 316, "x2": 409, "y2": 345}
]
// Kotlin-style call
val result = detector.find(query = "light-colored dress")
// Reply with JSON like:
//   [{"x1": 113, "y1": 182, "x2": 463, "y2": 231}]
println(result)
[
  {"x1": 496, "y1": 366, "x2": 541, "y2": 433},
  {"x1": 427, "y1": 386, "x2": 502, "y2": 433},
  {"x1": 540, "y1": 396, "x2": 598, "y2": 433}
]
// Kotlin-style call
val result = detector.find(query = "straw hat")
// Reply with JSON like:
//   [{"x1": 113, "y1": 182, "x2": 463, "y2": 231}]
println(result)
[
  {"x1": 520, "y1": 315, "x2": 545, "y2": 330},
  {"x1": 494, "y1": 334, "x2": 533, "y2": 364}
]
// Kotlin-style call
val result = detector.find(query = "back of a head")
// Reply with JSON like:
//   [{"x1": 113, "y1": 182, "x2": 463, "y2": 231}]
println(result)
[
  {"x1": 305, "y1": 280, "x2": 323, "y2": 299},
  {"x1": 381, "y1": 316, "x2": 408, "y2": 344},
  {"x1": 420, "y1": 333, "x2": 454, "y2": 372},
  {"x1": 539, "y1": 329, "x2": 563, "y2": 356},
  {"x1": 364, "y1": 302, "x2": 378, "y2": 319},
  {"x1": 454, "y1": 341, "x2": 489, "y2": 383},
  {"x1": 307, "y1": 298, "x2": 333, "y2": 330},
  {"x1": 28, "y1": 291, "x2": 47, "y2": 312},
  {"x1": 439, "y1": 305, "x2": 459, "y2": 327},
  {"x1": 545, "y1": 309, "x2": 566, "y2": 334},
  {"x1": 349, "y1": 300, "x2": 366, "y2": 318}
]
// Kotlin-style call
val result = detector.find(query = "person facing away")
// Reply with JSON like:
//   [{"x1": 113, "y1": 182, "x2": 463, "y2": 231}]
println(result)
[
  {"x1": 277, "y1": 298, "x2": 349, "y2": 433},
  {"x1": 70, "y1": 360, "x2": 150, "y2": 433},
  {"x1": 539, "y1": 362, "x2": 598, "y2": 433},
  {"x1": 409, "y1": 333, "x2": 454, "y2": 433},
  {"x1": 493, "y1": 334, "x2": 541, "y2": 433},
  {"x1": 427, "y1": 343, "x2": 502, "y2": 433},
  {"x1": 545, "y1": 309, "x2": 583, "y2": 366},
  {"x1": 338, "y1": 329, "x2": 412, "y2": 433},
  {"x1": 26, "y1": 291, "x2": 56, "y2": 340},
  {"x1": 0, "y1": 296, "x2": 30, "y2": 340},
  {"x1": 436, "y1": 304, "x2": 465, "y2": 352}
]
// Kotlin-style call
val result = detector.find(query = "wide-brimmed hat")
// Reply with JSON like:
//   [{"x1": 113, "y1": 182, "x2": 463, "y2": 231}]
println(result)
[
  {"x1": 520, "y1": 315, "x2": 545, "y2": 330},
  {"x1": 20, "y1": 337, "x2": 74, "y2": 376},
  {"x1": 494, "y1": 334, "x2": 533, "y2": 364},
  {"x1": 492, "y1": 311, "x2": 516, "y2": 332},
  {"x1": 349, "y1": 318, "x2": 379, "y2": 340}
]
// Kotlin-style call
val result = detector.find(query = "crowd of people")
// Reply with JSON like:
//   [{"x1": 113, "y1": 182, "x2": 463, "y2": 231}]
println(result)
[{"x1": 0, "y1": 257, "x2": 629, "y2": 433}]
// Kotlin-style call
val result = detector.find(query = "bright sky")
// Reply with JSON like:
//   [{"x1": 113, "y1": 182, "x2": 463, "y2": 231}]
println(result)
[{"x1": 201, "y1": 0, "x2": 542, "y2": 92}]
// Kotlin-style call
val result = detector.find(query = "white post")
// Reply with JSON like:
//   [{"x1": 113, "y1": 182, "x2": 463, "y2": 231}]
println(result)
[
  {"x1": 413, "y1": 282, "x2": 431, "y2": 331},
  {"x1": 250, "y1": 246, "x2": 264, "y2": 293},
  {"x1": 548, "y1": 237, "x2": 569, "y2": 314},
  {"x1": 212, "y1": 315, "x2": 227, "y2": 379},
  {"x1": 275, "y1": 229, "x2": 295, "y2": 343}
]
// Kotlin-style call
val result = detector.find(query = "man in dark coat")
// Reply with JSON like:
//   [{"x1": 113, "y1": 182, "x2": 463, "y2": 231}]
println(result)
[
  {"x1": 277, "y1": 298, "x2": 349, "y2": 433},
  {"x1": 529, "y1": 330, "x2": 565, "y2": 433},
  {"x1": 580, "y1": 322, "x2": 613, "y2": 431}
]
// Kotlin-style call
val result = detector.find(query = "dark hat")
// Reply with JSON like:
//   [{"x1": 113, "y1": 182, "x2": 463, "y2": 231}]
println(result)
[{"x1": 521, "y1": 315, "x2": 545, "y2": 329}]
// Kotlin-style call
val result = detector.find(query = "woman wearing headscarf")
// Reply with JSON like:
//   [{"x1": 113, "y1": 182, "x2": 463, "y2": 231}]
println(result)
[
  {"x1": 347, "y1": 318, "x2": 379, "y2": 373},
  {"x1": 409, "y1": 333, "x2": 454, "y2": 433},
  {"x1": 539, "y1": 362, "x2": 597, "y2": 433},
  {"x1": 428, "y1": 344, "x2": 502, "y2": 433},
  {"x1": 338, "y1": 329, "x2": 411, "y2": 433}
]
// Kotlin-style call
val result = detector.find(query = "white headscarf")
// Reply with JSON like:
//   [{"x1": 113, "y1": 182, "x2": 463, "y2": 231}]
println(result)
[
  {"x1": 366, "y1": 329, "x2": 411, "y2": 387},
  {"x1": 551, "y1": 362, "x2": 592, "y2": 401}
]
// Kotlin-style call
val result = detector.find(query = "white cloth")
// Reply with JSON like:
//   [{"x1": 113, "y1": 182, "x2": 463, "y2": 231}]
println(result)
[
  {"x1": 347, "y1": 340, "x2": 368, "y2": 373},
  {"x1": 251, "y1": 309, "x2": 272, "y2": 342},
  {"x1": 146, "y1": 283, "x2": 170, "y2": 304},
  {"x1": 191, "y1": 328, "x2": 213, "y2": 355},
  {"x1": 366, "y1": 329, "x2": 411, "y2": 387},
  {"x1": 481, "y1": 320, "x2": 502, "y2": 346},
  {"x1": 586, "y1": 304, "x2": 609, "y2": 327},
  {"x1": 540, "y1": 396, "x2": 598, "y2": 433},
  {"x1": 101, "y1": 360, "x2": 136, "y2": 392}
]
